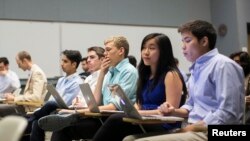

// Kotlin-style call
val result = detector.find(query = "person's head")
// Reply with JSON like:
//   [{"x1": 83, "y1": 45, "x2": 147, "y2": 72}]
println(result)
[
  {"x1": 104, "y1": 36, "x2": 129, "y2": 66},
  {"x1": 61, "y1": 50, "x2": 82, "y2": 76},
  {"x1": 81, "y1": 57, "x2": 89, "y2": 72},
  {"x1": 128, "y1": 55, "x2": 137, "y2": 67},
  {"x1": 16, "y1": 51, "x2": 32, "y2": 71},
  {"x1": 87, "y1": 46, "x2": 105, "y2": 73},
  {"x1": 178, "y1": 20, "x2": 217, "y2": 62},
  {"x1": 230, "y1": 51, "x2": 250, "y2": 77},
  {"x1": 0, "y1": 57, "x2": 9, "y2": 71},
  {"x1": 137, "y1": 33, "x2": 185, "y2": 104}
]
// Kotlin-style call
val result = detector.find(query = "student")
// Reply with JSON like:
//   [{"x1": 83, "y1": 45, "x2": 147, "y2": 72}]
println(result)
[
  {"x1": 123, "y1": 20, "x2": 244, "y2": 141},
  {"x1": 72, "y1": 46, "x2": 105, "y2": 107},
  {"x1": 38, "y1": 36, "x2": 138, "y2": 141},
  {"x1": 26, "y1": 50, "x2": 83, "y2": 141},
  {"x1": 0, "y1": 57, "x2": 20, "y2": 95},
  {"x1": 79, "y1": 57, "x2": 90, "y2": 80},
  {"x1": 229, "y1": 51, "x2": 250, "y2": 124},
  {"x1": 3, "y1": 51, "x2": 47, "y2": 114},
  {"x1": 91, "y1": 33, "x2": 187, "y2": 141}
]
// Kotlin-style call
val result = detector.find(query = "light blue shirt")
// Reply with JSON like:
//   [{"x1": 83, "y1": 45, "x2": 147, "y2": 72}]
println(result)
[
  {"x1": 102, "y1": 58, "x2": 138, "y2": 110},
  {"x1": 54, "y1": 72, "x2": 83, "y2": 106},
  {"x1": 182, "y1": 48, "x2": 244, "y2": 125}
]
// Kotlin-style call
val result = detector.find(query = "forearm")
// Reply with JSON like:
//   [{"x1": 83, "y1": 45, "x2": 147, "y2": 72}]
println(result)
[{"x1": 93, "y1": 71, "x2": 105, "y2": 104}]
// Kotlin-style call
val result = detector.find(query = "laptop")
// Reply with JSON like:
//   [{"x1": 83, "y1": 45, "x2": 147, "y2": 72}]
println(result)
[
  {"x1": 46, "y1": 84, "x2": 69, "y2": 109},
  {"x1": 79, "y1": 83, "x2": 100, "y2": 113},
  {"x1": 110, "y1": 84, "x2": 184, "y2": 121},
  {"x1": 79, "y1": 83, "x2": 124, "y2": 114}
]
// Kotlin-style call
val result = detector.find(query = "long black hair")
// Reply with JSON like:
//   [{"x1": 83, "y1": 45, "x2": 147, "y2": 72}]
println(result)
[{"x1": 136, "y1": 33, "x2": 187, "y2": 106}]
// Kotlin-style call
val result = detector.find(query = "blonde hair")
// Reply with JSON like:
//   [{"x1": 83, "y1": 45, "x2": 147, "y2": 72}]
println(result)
[{"x1": 104, "y1": 36, "x2": 129, "y2": 57}]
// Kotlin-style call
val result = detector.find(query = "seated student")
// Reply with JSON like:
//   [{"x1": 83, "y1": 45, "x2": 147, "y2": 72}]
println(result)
[
  {"x1": 230, "y1": 51, "x2": 250, "y2": 124},
  {"x1": 79, "y1": 57, "x2": 91, "y2": 80},
  {"x1": 0, "y1": 57, "x2": 20, "y2": 95},
  {"x1": 90, "y1": 33, "x2": 187, "y2": 141},
  {"x1": 123, "y1": 20, "x2": 244, "y2": 141},
  {"x1": 67, "y1": 46, "x2": 105, "y2": 108},
  {"x1": 25, "y1": 50, "x2": 83, "y2": 141},
  {"x1": 2, "y1": 51, "x2": 47, "y2": 116},
  {"x1": 38, "y1": 36, "x2": 138, "y2": 141}
]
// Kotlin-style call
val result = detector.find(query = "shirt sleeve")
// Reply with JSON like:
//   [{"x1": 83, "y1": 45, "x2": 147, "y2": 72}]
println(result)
[{"x1": 203, "y1": 62, "x2": 244, "y2": 125}]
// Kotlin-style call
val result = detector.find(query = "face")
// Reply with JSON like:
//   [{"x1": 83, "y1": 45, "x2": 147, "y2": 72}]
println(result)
[
  {"x1": 141, "y1": 38, "x2": 160, "y2": 66},
  {"x1": 181, "y1": 31, "x2": 204, "y2": 62},
  {"x1": 15, "y1": 57, "x2": 28, "y2": 71},
  {"x1": 81, "y1": 60, "x2": 89, "y2": 72},
  {"x1": 60, "y1": 54, "x2": 76, "y2": 75},
  {"x1": 233, "y1": 56, "x2": 240, "y2": 64},
  {"x1": 0, "y1": 62, "x2": 6, "y2": 71},
  {"x1": 87, "y1": 50, "x2": 103, "y2": 73},
  {"x1": 104, "y1": 42, "x2": 123, "y2": 66}
]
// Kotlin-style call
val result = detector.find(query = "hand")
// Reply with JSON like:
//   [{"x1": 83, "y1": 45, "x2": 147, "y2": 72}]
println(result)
[
  {"x1": 177, "y1": 122, "x2": 207, "y2": 133},
  {"x1": 158, "y1": 102, "x2": 175, "y2": 115},
  {"x1": 4, "y1": 93, "x2": 15, "y2": 101},
  {"x1": 100, "y1": 57, "x2": 111, "y2": 74},
  {"x1": 72, "y1": 96, "x2": 83, "y2": 107}
]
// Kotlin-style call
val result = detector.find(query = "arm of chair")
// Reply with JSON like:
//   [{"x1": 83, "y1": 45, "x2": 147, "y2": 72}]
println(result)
[{"x1": 122, "y1": 117, "x2": 177, "y2": 124}]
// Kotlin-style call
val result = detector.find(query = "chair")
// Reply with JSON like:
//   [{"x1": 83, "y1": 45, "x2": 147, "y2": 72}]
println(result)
[{"x1": 0, "y1": 116, "x2": 28, "y2": 141}]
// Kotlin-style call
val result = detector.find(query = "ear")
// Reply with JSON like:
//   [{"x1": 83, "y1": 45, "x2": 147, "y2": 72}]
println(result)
[
  {"x1": 200, "y1": 36, "x2": 209, "y2": 47},
  {"x1": 119, "y1": 47, "x2": 125, "y2": 56},
  {"x1": 72, "y1": 62, "x2": 77, "y2": 69}
]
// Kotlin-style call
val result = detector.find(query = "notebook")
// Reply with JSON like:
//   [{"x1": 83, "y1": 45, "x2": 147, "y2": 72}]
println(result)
[
  {"x1": 79, "y1": 83, "x2": 124, "y2": 114},
  {"x1": 46, "y1": 84, "x2": 69, "y2": 109},
  {"x1": 110, "y1": 84, "x2": 184, "y2": 121}
]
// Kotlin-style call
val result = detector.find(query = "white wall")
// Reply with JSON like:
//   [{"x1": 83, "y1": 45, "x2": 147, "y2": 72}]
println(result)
[{"x1": 0, "y1": 20, "x2": 191, "y2": 78}]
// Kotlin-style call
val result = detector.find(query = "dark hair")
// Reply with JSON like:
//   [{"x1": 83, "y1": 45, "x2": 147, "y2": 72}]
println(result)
[
  {"x1": 128, "y1": 55, "x2": 137, "y2": 67},
  {"x1": 0, "y1": 57, "x2": 9, "y2": 65},
  {"x1": 136, "y1": 33, "x2": 187, "y2": 106},
  {"x1": 230, "y1": 51, "x2": 250, "y2": 77},
  {"x1": 81, "y1": 57, "x2": 88, "y2": 62},
  {"x1": 88, "y1": 46, "x2": 105, "y2": 59},
  {"x1": 178, "y1": 20, "x2": 217, "y2": 50},
  {"x1": 62, "y1": 50, "x2": 82, "y2": 69}
]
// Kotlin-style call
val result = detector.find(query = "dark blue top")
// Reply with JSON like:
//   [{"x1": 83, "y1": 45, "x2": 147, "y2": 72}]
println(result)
[{"x1": 141, "y1": 77, "x2": 181, "y2": 130}]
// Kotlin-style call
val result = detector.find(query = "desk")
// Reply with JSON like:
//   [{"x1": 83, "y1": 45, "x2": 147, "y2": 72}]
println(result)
[{"x1": 122, "y1": 117, "x2": 184, "y2": 133}]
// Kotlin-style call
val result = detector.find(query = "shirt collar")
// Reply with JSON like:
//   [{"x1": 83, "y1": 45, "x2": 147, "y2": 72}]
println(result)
[
  {"x1": 109, "y1": 58, "x2": 129, "y2": 74},
  {"x1": 189, "y1": 48, "x2": 219, "y2": 72}
]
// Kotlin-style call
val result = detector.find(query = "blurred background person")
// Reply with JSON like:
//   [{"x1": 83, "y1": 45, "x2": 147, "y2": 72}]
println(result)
[
  {"x1": 0, "y1": 57, "x2": 20, "y2": 96},
  {"x1": 79, "y1": 57, "x2": 90, "y2": 80}
]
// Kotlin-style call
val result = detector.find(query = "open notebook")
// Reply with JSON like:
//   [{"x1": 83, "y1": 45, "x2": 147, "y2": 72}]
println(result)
[
  {"x1": 110, "y1": 84, "x2": 184, "y2": 121},
  {"x1": 79, "y1": 83, "x2": 124, "y2": 114}
]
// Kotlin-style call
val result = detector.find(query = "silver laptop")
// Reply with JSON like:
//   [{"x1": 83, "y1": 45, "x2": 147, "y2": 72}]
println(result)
[
  {"x1": 13, "y1": 88, "x2": 22, "y2": 96},
  {"x1": 46, "y1": 84, "x2": 68, "y2": 109},
  {"x1": 79, "y1": 83, "x2": 100, "y2": 113},
  {"x1": 110, "y1": 84, "x2": 184, "y2": 121},
  {"x1": 79, "y1": 83, "x2": 124, "y2": 114}
]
